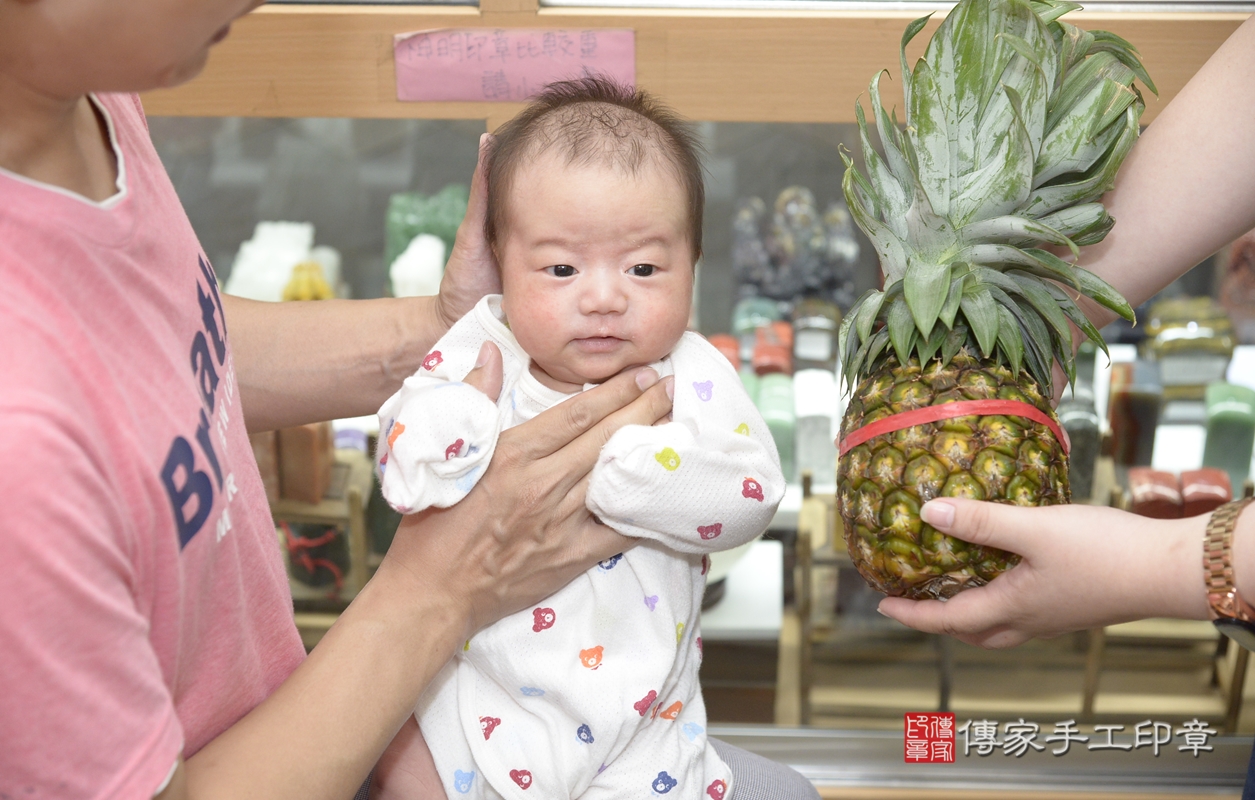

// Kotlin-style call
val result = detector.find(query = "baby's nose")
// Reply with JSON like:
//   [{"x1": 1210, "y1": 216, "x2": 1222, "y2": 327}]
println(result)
[{"x1": 579, "y1": 273, "x2": 628, "y2": 315}]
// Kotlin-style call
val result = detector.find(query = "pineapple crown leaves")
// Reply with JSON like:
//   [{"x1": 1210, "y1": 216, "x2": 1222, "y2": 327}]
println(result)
[{"x1": 839, "y1": 0, "x2": 1151, "y2": 397}]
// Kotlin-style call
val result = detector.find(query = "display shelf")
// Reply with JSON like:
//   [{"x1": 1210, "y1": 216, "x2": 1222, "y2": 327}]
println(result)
[
  {"x1": 699, "y1": 539, "x2": 786, "y2": 722},
  {"x1": 275, "y1": 449, "x2": 375, "y2": 648},
  {"x1": 140, "y1": 3, "x2": 1244, "y2": 126},
  {"x1": 702, "y1": 538, "x2": 784, "y2": 641}
]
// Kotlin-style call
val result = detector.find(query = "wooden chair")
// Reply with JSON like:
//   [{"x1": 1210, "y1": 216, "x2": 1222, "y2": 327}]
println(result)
[
  {"x1": 272, "y1": 448, "x2": 374, "y2": 650},
  {"x1": 793, "y1": 473, "x2": 954, "y2": 724},
  {"x1": 1081, "y1": 463, "x2": 1249, "y2": 733}
]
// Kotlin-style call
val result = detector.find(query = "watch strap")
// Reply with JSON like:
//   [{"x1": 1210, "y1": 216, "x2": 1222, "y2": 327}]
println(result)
[{"x1": 1204, "y1": 497, "x2": 1255, "y2": 622}]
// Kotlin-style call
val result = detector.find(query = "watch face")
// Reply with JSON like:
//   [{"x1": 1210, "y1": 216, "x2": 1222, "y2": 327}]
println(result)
[{"x1": 1215, "y1": 618, "x2": 1255, "y2": 651}]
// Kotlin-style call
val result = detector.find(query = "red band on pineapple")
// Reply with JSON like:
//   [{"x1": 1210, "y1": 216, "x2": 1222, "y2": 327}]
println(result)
[{"x1": 837, "y1": 399, "x2": 1071, "y2": 457}]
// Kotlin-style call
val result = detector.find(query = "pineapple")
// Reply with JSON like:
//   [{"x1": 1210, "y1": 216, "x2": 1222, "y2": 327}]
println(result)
[{"x1": 837, "y1": 0, "x2": 1152, "y2": 599}]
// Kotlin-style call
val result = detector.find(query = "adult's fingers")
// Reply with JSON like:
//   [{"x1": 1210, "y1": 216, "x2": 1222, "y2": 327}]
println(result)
[
  {"x1": 545, "y1": 375, "x2": 675, "y2": 490},
  {"x1": 877, "y1": 588, "x2": 1027, "y2": 647},
  {"x1": 464, "y1": 134, "x2": 491, "y2": 237},
  {"x1": 578, "y1": 516, "x2": 636, "y2": 562},
  {"x1": 461, "y1": 342, "x2": 504, "y2": 403},
  {"x1": 446, "y1": 133, "x2": 492, "y2": 268},
  {"x1": 509, "y1": 368, "x2": 668, "y2": 460},
  {"x1": 551, "y1": 473, "x2": 638, "y2": 564},
  {"x1": 920, "y1": 498, "x2": 1037, "y2": 556},
  {"x1": 436, "y1": 134, "x2": 500, "y2": 329}
]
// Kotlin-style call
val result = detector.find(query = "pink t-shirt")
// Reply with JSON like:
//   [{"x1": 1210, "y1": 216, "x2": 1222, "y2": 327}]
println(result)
[{"x1": 0, "y1": 94, "x2": 305, "y2": 798}]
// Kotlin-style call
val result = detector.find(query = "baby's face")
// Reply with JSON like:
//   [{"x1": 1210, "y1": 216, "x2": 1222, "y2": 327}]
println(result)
[{"x1": 498, "y1": 152, "x2": 694, "y2": 391}]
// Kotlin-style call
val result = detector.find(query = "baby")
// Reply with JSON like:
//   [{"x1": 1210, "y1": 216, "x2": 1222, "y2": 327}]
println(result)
[{"x1": 376, "y1": 77, "x2": 786, "y2": 800}]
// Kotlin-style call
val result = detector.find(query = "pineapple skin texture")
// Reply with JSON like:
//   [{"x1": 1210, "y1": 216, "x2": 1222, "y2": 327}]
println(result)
[{"x1": 837, "y1": 352, "x2": 1070, "y2": 600}]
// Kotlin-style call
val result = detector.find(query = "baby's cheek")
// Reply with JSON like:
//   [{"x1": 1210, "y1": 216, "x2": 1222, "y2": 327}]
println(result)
[
  {"x1": 513, "y1": 309, "x2": 566, "y2": 355},
  {"x1": 636, "y1": 298, "x2": 690, "y2": 358}
]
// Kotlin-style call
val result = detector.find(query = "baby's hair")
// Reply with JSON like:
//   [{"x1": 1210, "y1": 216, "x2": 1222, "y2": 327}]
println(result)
[{"x1": 485, "y1": 75, "x2": 705, "y2": 263}]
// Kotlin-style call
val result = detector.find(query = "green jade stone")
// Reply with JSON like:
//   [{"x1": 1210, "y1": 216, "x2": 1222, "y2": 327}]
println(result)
[
  {"x1": 731, "y1": 296, "x2": 781, "y2": 337},
  {"x1": 1203, "y1": 382, "x2": 1255, "y2": 490},
  {"x1": 732, "y1": 296, "x2": 782, "y2": 364},
  {"x1": 757, "y1": 373, "x2": 796, "y2": 483},
  {"x1": 739, "y1": 367, "x2": 760, "y2": 404},
  {"x1": 384, "y1": 184, "x2": 470, "y2": 268}
]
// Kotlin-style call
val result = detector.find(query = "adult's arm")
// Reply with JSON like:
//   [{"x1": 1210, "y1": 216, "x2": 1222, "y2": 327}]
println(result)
[
  {"x1": 1075, "y1": 14, "x2": 1255, "y2": 325},
  {"x1": 157, "y1": 360, "x2": 674, "y2": 800},
  {"x1": 223, "y1": 294, "x2": 443, "y2": 432},
  {"x1": 1044, "y1": 15, "x2": 1255, "y2": 396},
  {"x1": 227, "y1": 135, "x2": 502, "y2": 432}
]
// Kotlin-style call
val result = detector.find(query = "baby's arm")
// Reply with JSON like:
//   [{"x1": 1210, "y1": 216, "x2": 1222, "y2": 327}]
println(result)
[
  {"x1": 376, "y1": 340, "x2": 502, "y2": 514},
  {"x1": 370, "y1": 717, "x2": 448, "y2": 800},
  {"x1": 586, "y1": 333, "x2": 786, "y2": 554}
]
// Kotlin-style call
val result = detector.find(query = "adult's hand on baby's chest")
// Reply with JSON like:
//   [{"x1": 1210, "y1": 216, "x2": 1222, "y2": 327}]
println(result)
[{"x1": 386, "y1": 365, "x2": 674, "y2": 638}]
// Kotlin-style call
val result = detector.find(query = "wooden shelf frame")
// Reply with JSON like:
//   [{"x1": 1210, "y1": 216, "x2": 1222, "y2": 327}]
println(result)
[{"x1": 141, "y1": 2, "x2": 1248, "y2": 127}]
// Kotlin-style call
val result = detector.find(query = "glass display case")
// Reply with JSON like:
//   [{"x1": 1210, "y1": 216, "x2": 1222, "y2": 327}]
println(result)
[{"x1": 142, "y1": 3, "x2": 1255, "y2": 794}]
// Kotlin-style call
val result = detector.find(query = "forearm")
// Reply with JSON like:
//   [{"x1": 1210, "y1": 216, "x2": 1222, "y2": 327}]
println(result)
[
  {"x1": 1231, "y1": 504, "x2": 1255, "y2": 606},
  {"x1": 1137, "y1": 513, "x2": 1211, "y2": 622},
  {"x1": 183, "y1": 560, "x2": 466, "y2": 799},
  {"x1": 1077, "y1": 15, "x2": 1255, "y2": 326},
  {"x1": 224, "y1": 294, "x2": 448, "y2": 431}
]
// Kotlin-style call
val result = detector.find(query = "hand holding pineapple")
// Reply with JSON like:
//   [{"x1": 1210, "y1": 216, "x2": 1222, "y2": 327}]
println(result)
[
  {"x1": 875, "y1": 13, "x2": 1255, "y2": 644},
  {"x1": 838, "y1": 0, "x2": 1151, "y2": 599},
  {"x1": 876, "y1": 498, "x2": 1212, "y2": 648}
]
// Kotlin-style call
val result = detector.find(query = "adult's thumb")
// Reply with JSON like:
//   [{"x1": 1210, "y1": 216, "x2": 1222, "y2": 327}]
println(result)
[
  {"x1": 920, "y1": 497, "x2": 1028, "y2": 555},
  {"x1": 463, "y1": 342, "x2": 504, "y2": 402}
]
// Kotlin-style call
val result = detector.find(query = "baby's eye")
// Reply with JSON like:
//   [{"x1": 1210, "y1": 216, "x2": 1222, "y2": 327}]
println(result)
[
  {"x1": 547, "y1": 265, "x2": 576, "y2": 278},
  {"x1": 631, "y1": 264, "x2": 656, "y2": 277}
]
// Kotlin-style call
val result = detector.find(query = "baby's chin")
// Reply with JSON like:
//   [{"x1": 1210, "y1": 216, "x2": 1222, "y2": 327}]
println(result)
[{"x1": 534, "y1": 354, "x2": 665, "y2": 390}]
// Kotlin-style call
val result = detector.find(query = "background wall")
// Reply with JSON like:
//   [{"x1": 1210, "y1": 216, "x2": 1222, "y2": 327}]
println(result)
[{"x1": 149, "y1": 116, "x2": 880, "y2": 333}]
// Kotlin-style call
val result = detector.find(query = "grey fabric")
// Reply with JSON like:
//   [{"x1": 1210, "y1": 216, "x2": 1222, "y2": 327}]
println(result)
[
  {"x1": 711, "y1": 737, "x2": 819, "y2": 800},
  {"x1": 353, "y1": 769, "x2": 375, "y2": 800}
]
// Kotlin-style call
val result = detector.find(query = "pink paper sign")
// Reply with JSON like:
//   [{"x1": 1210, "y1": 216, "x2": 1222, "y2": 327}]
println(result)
[{"x1": 394, "y1": 28, "x2": 635, "y2": 103}]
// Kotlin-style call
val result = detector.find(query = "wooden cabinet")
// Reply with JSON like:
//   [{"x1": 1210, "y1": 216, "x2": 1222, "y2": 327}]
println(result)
[{"x1": 141, "y1": 3, "x2": 1245, "y2": 127}]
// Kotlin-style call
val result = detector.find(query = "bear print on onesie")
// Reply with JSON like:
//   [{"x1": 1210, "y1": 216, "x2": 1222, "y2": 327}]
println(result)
[{"x1": 376, "y1": 296, "x2": 786, "y2": 800}]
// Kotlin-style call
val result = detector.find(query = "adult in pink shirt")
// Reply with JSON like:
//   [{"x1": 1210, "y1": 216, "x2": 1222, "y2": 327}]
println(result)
[{"x1": 0, "y1": 1, "x2": 673, "y2": 798}]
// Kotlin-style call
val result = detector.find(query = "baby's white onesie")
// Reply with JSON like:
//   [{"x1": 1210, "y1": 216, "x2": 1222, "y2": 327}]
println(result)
[{"x1": 376, "y1": 295, "x2": 786, "y2": 800}]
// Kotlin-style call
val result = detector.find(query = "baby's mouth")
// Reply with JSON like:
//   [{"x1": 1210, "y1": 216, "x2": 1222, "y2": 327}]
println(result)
[{"x1": 572, "y1": 336, "x2": 626, "y2": 353}]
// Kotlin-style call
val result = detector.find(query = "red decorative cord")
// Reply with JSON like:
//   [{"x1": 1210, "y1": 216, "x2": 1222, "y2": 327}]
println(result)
[
  {"x1": 837, "y1": 399, "x2": 1071, "y2": 457},
  {"x1": 281, "y1": 521, "x2": 344, "y2": 596}
]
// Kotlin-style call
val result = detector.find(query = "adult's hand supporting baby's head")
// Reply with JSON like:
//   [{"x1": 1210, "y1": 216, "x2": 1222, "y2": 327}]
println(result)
[
  {"x1": 435, "y1": 134, "x2": 501, "y2": 333},
  {"x1": 381, "y1": 364, "x2": 673, "y2": 641}
]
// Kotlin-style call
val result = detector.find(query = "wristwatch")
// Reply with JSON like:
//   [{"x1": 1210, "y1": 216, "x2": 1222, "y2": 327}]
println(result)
[{"x1": 1204, "y1": 498, "x2": 1255, "y2": 650}]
